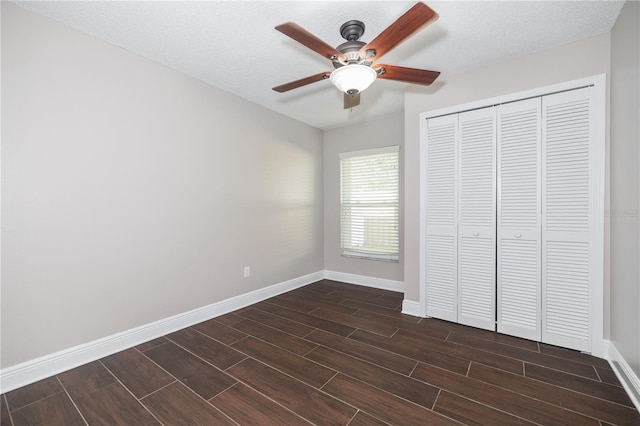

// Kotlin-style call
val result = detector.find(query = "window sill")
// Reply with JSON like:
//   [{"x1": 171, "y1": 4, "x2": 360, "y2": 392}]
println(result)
[{"x1": 341, "y1": 252, "x2": 399, "y2": 263}]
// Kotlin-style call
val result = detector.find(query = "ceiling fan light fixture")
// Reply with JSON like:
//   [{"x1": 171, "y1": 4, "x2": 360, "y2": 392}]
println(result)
[{"x1": 330, "y1": 64, "x2": 377, "y2": 95}]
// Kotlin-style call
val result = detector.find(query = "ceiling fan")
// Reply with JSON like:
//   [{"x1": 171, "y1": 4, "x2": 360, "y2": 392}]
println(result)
[{"x1": 272, "y1": 2, "x2": 441, "y2": 109}]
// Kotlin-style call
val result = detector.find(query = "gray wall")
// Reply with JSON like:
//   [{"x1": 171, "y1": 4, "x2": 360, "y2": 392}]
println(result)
[
  {"x1": 323, "y1": 114, "x2": 404, "y2": 282},
  {"x1": 1, "y1": 3, "x2": 324, "y2": 368},
  {"x1": 403, "y1": 33, "x2": 611, "y2": 321},
  {"x1": 610, "y1": 0, "x2": 640, "y2": 377}
]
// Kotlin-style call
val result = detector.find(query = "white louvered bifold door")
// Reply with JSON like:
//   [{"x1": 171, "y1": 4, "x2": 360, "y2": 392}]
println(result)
[
  {"x1": 496, "y1": 98, "x2": 542, "y2": 341},
  {"x1": 542, "y1": 87, "x2": 594, "y2": 352},
  {"x1": 457, "y1": 108, "x2": 496, "y2": 331},
  {"x1": 425, "y1": 114, "x2": 458, "y2": 322}
]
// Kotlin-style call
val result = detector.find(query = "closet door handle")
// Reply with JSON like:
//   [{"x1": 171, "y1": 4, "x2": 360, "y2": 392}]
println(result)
[
  {"x1": 473, "y1": 232, "x2": 480, "y2": 237},
  {"x1": 514, "y1": 233, "x2": 522, "y2": 238}
]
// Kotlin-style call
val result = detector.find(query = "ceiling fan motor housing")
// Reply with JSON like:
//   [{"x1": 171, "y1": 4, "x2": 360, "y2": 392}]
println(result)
[
  {"x1": 340, "y1": 20, "x2": 365, "y2": 41},
  {"x1": 334, "y1": 40, "x2": 366, "y2": 67},
  {"x1": 334, "y1": 20, "x2": 367, "y2": 67}
]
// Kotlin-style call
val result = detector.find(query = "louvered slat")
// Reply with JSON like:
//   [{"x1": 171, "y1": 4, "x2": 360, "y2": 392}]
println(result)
[
  {"x1": 497, "y1": 98, "x2": 542, "y2": 340},
  {"x1": 425, "y1": 114, "x2": 458, "y2": 322},
  {"x1": 542, "y1": 87, "x2": 593, "y2": 352}
]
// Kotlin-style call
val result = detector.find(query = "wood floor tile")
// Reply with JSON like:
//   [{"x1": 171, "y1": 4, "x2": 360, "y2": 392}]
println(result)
[
  {"x1": 294, "y1": 287, "x2": 350, "y2": 304},
  {"x1": 412, "y1": 362, "x2": 599, "y2": 425},
  {"x1": 357, "y1": 327, "x2": 525, "y2": 375},
  {"x1": 227, "y1": 358, "x2": 356, "y2": 425},
  {"x1": 342, "y1": 299, "x2": 422, "y2": 323},
  {"x1": 352, "y1": 309, "x2": 446, "y2": 338},
  {"x1": 297, "y1": 280, "x2": 341, "y2": 294},
  {"x1": 283, "y1": 293, "x2": 357, "y2": 315},
  {"x1": 525, "y1": 363, "x2": 634, "y2": 407},
  {"x1": 1, "y1": 395, "x2": 12, "y2": 426},
  {"x1": 433, "y1": 390, "x2": 536, "y2": 426},
  {"x1": 539, "y1": 342, "x2": 612, "y2": 369},
  {"x1": 247, "y1": 300, "x2": 284, "y2": 314},
  {"x1": 596, "y1": 365, "x2": 624, "y2": 386},
  {"x1": 389, "y1": 316, "x2": 452, "y2": 340},
  {"x1": 58, "y1": 361, "x2": 116, "y2": 400},
  {"x1": 135, "y1": 337, "x2": 168, "y2": 352},
  {"x1": 101, "y1": 348, "x2": 174, "y2": 399},
  {"x1": 322, "y1": 374, "x2": 457, "y2": 425},
  {"x1": 232, "y1": 336, "x2": 336, "y2": 388},
  {"x1": 74, "y1": 382, "x2": 160, "y2": 425},
  {"x1": 5, "y1": 377, "x2": 62, "y2": 411},
  {"x1": 376, "y1": 293, "x2": 403, "y2": 308},
  {"x1": 165, "y1": 327, "x2": 246, "y2": 370},
  {"x1": 230, "y1": 319, "x2": 317, "y2": 355},
  {"x1": 305, "y1": 330, "x2": 417, "y2": 375},
  {"x1": 262, "y1": 295, "x2": 327, "y2": 313},
  {"x1": 271, "y1": 307, "x2": 356, "y2": 337},
  {"x1": 317, "y1": 280, "x2": 398, "y2": 300},
  {"x1": 214, "y1": 312, "x2": 245, "y2": 326},
  {"x1": 192, "y1": 317, "x2": 247, "y2": 345},
  {"x1": 467, "y1": 362, "x2": 640, "y2": 426},
  {"x1": 448, "y1": 332, "x2": 599, "y2": 380},
  {"x1": 324, "y1": 290, "x2": 400, "y2": 309},
  {"x1": 348, "y1": 329, "x2": 470, "y2": 375},
  {"x1": 10, "y1": 392, "x2": 85, "y2": 426},
  {"x1": 141, "y1": 382, "x2": 234, "y2": 425},
  {"x1": 395, "y1": 329, "x2": 525, "y2": 374},
  {"x1": 305, "y1": 345, "x2": 439, "y2": 409},
  {"x1": 210, "y1": 383, "x2": 312, "y2": 425},
  {"x1": 426, "y1": 318, "x2": 540, "y2": 352},
  {"x1": 283, "y1": 293, "x2": 359, "y2": 315},
  {"x1": 143, "y1": 342, "x2": 236, "y2": 400},
  {"x1": 308, "y1": 308, "x2": 398, "y2": 337},
  {"x1": 347, "y1": 411, "x2": 388, "y2": 426},
  {"x1": 236, "y1": 307, "x2": 315, "y2": 337}
]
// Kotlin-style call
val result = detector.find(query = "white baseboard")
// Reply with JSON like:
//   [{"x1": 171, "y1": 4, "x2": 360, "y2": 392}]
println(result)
[
  {"x1": 0, "y1": 270, "x2": 323, "y2": 394},
  {"x1": 605, "y1": 340, "x2": 640, "y2": 411},
  {"x1": 401, "y1": 299, "x2": 425, "y2": 317},
  {"x1": 323, "y1": 270, "x2": 403, "y2": 293}
]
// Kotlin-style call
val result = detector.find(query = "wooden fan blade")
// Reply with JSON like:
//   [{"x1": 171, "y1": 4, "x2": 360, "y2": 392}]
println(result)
[
  {"x1": 375, "y1": 64, "x2": 440, "y2": 85},
  {"x1": 344, "y1": 92, "x2": 361, "y2": 109},
  {"x1": 276, "y1": 22, "x2": 346, "y2": 61},
  {"x1": 359, "y1": 2, "x2": 438, "y2": 61},
  {"x1": 272, "y1": 71, "x2": 332, "y2": 93}
]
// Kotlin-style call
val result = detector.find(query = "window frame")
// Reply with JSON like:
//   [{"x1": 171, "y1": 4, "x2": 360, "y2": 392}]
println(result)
[{"x1": 339, "y1": 145, "x2": 400, "y2": 262}]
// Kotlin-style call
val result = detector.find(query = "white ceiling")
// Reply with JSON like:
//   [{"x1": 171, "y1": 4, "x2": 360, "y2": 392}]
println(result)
[{"x1": 14, "y1": 1, "x2": 624, "y2": 130}]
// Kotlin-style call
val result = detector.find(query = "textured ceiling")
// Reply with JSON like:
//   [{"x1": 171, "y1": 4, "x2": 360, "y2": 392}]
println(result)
[{"x1": 14, "y1": 1, "x2": 624, "y2": 130}]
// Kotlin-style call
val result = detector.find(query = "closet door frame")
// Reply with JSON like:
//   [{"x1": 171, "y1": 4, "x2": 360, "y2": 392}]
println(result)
[{"x1": 418, "y1": 74, "x2": 606, "y2": 357}]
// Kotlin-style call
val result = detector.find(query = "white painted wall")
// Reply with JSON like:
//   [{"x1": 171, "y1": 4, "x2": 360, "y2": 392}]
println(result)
[
  {"x1": 403, "y1": 33, "x2": 611, "y2": 323},
  {"x1": 610, "y1": 0, "x2": 640, "y2": 378},
  {"x1": 1, "y1": 3, "x2": 324, "y2": 368},
  {"x1": 323, "y1": 113, "x2": 403, "y2": 282}
]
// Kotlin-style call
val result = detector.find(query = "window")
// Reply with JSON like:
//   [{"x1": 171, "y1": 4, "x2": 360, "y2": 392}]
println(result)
[{"x1": 340, "y1": 146, "x2": 399, "y2": 261}]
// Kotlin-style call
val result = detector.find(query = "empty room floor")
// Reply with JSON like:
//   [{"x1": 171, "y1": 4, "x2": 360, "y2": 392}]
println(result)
[{"x1": 1, "y1": 280, "x2": 638, "y2": 425}]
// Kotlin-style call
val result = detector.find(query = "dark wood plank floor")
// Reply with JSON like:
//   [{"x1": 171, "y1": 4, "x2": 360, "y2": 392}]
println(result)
[{"x1": 2, "y1": 280, "x2": 638, "y2": 425}]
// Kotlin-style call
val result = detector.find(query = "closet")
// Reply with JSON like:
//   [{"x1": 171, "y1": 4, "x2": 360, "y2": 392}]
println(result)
[{"x1": 422, "y1": 82, "x2": 603, "y2": 353}]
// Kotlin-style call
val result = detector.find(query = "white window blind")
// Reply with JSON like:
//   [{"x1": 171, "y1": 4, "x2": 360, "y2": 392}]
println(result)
[{"x1": 340, "y1": 146, "x2": 399, "y2": 261}]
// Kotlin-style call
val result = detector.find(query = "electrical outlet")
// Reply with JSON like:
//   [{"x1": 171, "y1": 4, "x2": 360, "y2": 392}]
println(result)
[{"x1": 243, "y1": 266, "x2": 250, "y2": 278}]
